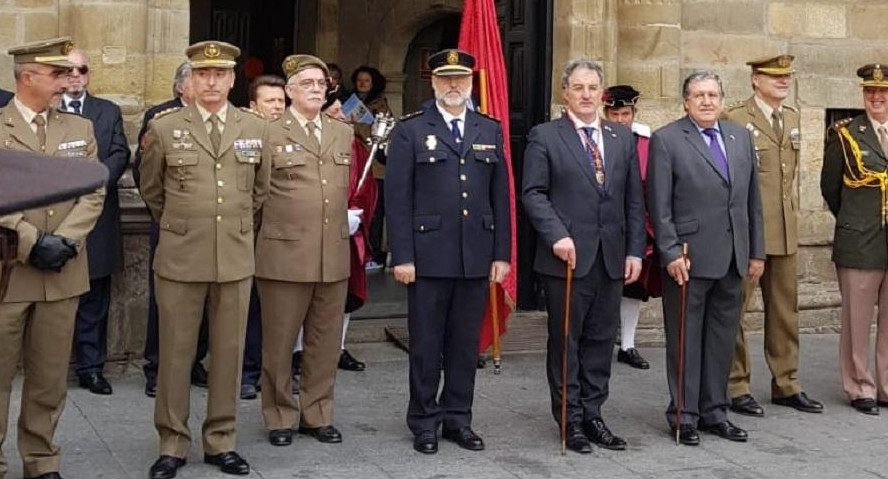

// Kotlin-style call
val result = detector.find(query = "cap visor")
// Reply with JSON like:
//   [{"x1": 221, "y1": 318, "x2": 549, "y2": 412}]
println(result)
[
  {"x1": 755, "y1": 67, "x2": 794, "y2": 75},
  {"x1": 433, "y1": 66, "x2": 473, "y2": 77},
  {"x1": 190, "y1": 59, "x2": 237, "y2": 69},
  {"x1": 861, "y1": 80, "x2": 888, "y2": 88}
]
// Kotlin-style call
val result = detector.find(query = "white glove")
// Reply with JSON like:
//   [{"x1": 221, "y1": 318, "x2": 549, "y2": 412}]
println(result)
[{"x1": 347, "y1": 208, "x2": 363, "y2": 236}]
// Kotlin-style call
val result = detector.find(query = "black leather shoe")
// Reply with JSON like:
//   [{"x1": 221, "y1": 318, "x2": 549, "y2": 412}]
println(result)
[
  {"x1": 149, "y1": 455, "x2": 185, "y2": 479},
  {"x1": 78, "y1": 372, "x2": 112, "y2": 395},
  {"x1": 338, "y1": 349, "x2": 366, "y2": 371},
  {"x1": 204, "y1": 451, "x2": 250, "y2": 475},
  {"x1": 145, "y1": 376, "x2": 157, "y2": 398},
  {"x1": 292, "y1": 351, "x2": 303, "y2": 376},
  {"x1": 852, "y1": 398, "x2": 880, "y2": 415},
  {"x1": 442, "y1": 427, "x2": 485, "y2": 451},
  {"x1": 676, "y1": 424, "x2": 700, "y2": 446},
  {"x1": 730, "y1": 394, "x2": 764, "y2": 417},
  {"x1": 299, "y1": 425, "x2": 342, "y2": 443},
  {"x1": 565, "y1": 423, "x2": 592, "y2": 454},
  {"x1": 773, "y1": 392, "x2": 823, "y2": 413},
  {"x1": 617, "y1": 348, "x2": 650, "y2": 369},
  {"x1": 878, "y1": 399, "x2": 888, "y2": 408},
  {"x1": 583, "y1": 418, "x2": 627, "y2": 450},
  {"x1": 240, "y1": 383, "x2": 257, "y2": 400},
  {"x1": 477, "y1": 357, "x2": 486, "y2": 369},
  {"x1": 268, "y1": 429, "x2": 293, "y2": 446},
  {"x1": 191, "y1": 363, "x2": 208, "y2": 388},
  {"x1": 699, "y1": 420, "x2": 748, "y2": 442},
  {"x1": 413, "y1": 431, "x2": 438, "y2": 454},
  {"x1": 26, "y1": 473, "x2": 64, "y2": 479}
]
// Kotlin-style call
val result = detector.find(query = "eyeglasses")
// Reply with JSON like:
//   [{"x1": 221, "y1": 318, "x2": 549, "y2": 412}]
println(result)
[
  {"x1": 69, "y1": 66, "x2": 89, "y2": 76},
  {"x1": 288, "y1": 79, "x2": 328, "y2": 90}
]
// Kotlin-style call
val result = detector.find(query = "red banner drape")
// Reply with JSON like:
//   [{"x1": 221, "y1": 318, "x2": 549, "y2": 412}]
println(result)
[{"x1": 458, "y1": 0, "x2": 518, "y2": 353}]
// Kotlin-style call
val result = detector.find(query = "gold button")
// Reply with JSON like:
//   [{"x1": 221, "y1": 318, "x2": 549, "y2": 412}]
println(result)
[
  {"x1": 462, "y1": 209, "x2": 469, "y2": 216},
  {"x1": 217, "y1": 197, "x2": 223, "y2": 204},
  {"x1": 486, "y1": 158, "x2": 491, "y2": 163},
  {"x1": 216, "y1": 215, "x2": 222, "y2": 222},
  {"x1": 324, "y1": 218, "x2": 329, "y2": 224},
  {"x1": 322, "y1": 179, "x2": 328, "y2": 185},
  {"x1": 217, "y1": 180, "x2": 224, "y2": 187},
  {"x1": 287, "y1": 160, "x2": 293, "y2": 165},
  {"x1": 460, "y1": 174, "x2": 467, "y2": 181},
  {"x1": 420, "y1": 225, "x2": 425, "y2": 231},
  {"x1": 47, "y1": 209, "x2": 54, "y2": 217},
  {"x1": 177, "y1": 159, "x2": 183, "y2": 165},
  {"x1": 460, "y1": 158, "x2": 465, "y2": 165},
  {"x1": 216, "y1": 163, "x2": 222, "y2": 169},
  {"x1": 319, "y1": 160, "x2": 324, "y2": 165},
  {"x1": 324, "y1": 199, "x2": 330, "y2": 204},
  {"x1": 462, "y1": 192, "x2": 468, "y2": 199},
  {"x1": 429, "y1": 158, "x2": 436, "y2": 163},
  {"x1": 490, "y1": 224, "x2": 495, "y2": 230}
]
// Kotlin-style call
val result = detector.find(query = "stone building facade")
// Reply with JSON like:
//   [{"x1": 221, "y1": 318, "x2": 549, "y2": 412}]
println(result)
[{"x1": 1, "y1": 0, "x2": 882, "y2": 355}]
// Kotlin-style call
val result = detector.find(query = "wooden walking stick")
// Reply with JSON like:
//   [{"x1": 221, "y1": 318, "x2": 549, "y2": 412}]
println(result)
[
  {"x1": 675, "y1": 242, "x2": 689, "y2": 445},
  {"x1": 560, "y1": 260, "x2": 573, "y2": 456},
  {"x1": 489, "y1": 281, "x2": 502, "y2": 375}
]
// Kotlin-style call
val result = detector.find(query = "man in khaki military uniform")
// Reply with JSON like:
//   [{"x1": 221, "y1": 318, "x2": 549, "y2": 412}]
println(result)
[
  {"x1": 139, "y1": 41, "x2": 270, "y2": 479},
  {"x1": 256, "y1": 54, "x2": 354, "y2": 447},
  {"x1": 725, "y1": 55, "x2": 823, "y2": 417},
  {"x1": 0, "y1": 38, "x2": 104, "y2": 479}
]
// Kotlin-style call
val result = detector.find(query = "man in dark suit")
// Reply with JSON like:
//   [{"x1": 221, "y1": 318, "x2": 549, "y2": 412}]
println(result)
[
  {"x1": 648, "y1": 71, "x2": 765, "y2": 445},
  {"x1": 386, "y1": 49, "x2": 511, "y2": 455},
  {"x1": 63, "y1": 49, "x2": 130, "y2": 395},
  {"x1": 0, "y1": 88, "x2": 11, "y2": 107},
  {"x1": 132, "y1": 61, "x2": 210, "y2": 398},
  {"x1": 522, "y1": 59, "x2": 645, "y2": 454}
]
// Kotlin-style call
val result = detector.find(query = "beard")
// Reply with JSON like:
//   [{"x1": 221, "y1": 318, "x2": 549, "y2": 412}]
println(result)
[{"x1": 435, "y1": 85, "x2": 472, "y2": 109}]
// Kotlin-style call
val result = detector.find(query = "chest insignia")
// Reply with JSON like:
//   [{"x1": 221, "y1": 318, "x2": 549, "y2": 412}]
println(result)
[{"x1": 425, "y1": 135, "x2": 437, "y2": 151}]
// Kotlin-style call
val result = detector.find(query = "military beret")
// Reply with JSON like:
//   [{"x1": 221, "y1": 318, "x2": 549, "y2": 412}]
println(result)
[
  {"x1": 603, "y1": 85, "x2": 640, "y2": 108},
  {"x1": 282, "y1": 54, "x2": 329, "y2": 80},
  {"x1": 427, "y1": 49, "x2": 475, "y2": 77},
  {"x1": 858, "y1": 64, "x2": 888, "y2": 88},
  {"x1": 7, "y1": 37, "x2": 76, "y2": 69},
  {"x1": 746, "y1": 55, "x2": 795, "y2": 76},
  {"x1": 186, "y1": 41, "x2": 240, "y2": 69}
]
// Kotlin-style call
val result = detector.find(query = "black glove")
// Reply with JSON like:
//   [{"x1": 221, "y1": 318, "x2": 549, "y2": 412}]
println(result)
[{"x1": 28, "y1": 232, "x2": 78, "y2": 272}]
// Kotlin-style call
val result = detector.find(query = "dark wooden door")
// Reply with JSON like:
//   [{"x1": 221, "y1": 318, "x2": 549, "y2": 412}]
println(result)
[{"x1": 496, "y1": 0, "x2": 552, "y2": 309}]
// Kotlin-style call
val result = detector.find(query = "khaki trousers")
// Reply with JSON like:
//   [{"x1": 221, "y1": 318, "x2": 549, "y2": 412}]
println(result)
[
  {"x1": 0, "y1": 297, "x2": 78, "y2": 478},
  {"x1": 836, "y1": 267, "x2": 888, "y2": 401},
  {"x1": 153, "y1": 276, "x2": 251, "y2": 458},
  {"x1": 258, "y1": 279, "x2": 346, "y2": 430},
  {"x1": 729, "y1": 253, "x2": 800, "y2": 399}
]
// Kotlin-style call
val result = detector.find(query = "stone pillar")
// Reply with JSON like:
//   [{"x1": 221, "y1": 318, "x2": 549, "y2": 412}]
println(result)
[{"x1": 318, "y1": 0, "x2": 340, "y2": 63}]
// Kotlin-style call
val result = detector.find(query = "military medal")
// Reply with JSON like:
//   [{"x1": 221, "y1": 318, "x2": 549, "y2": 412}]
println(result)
[
  {"x1": 173, "y1": 129, "x2": 182, "y2": 140},
  {"x1": 425, "y1": 135, "x2": 437, "y2": 151}
]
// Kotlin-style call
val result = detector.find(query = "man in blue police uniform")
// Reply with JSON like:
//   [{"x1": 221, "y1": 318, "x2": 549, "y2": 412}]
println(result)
[{"x1": 386, "y1": 49, "x2": 511, "y2": 455}]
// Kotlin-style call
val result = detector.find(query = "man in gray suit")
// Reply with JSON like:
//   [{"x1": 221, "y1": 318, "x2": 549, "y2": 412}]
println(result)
[
  {"x1": 523, "y1": 58, "x2": 645, "y2": 454},
  {"x1": 648, "y1": 71, "x2": 765, "y2": 445}
]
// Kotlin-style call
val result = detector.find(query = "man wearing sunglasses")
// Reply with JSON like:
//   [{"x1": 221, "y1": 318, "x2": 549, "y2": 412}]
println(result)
[{"x1": 63, "y1": 49, "x2": 131, "y2": 397}]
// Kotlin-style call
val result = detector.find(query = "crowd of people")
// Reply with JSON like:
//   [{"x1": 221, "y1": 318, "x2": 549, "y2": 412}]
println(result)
[{"x1": 0, "y1": 33, "x2": 887, "y2": 479}]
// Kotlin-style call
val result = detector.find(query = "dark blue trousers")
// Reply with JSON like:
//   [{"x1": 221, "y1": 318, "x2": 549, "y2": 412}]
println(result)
[
  {"x1": 242, "y1": 283, "x2": 262, "y2": 386},
  {"x1": 74, "y1": 275, "x2": 111, "y2": 376}
]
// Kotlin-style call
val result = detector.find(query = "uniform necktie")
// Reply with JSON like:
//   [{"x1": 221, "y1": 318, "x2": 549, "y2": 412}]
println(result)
[
  {"x1": 580, "y1": 127, "x2": 606, "y2": 191},
  {"x1": 209, "y1": 114, "x2": 221, "y2": 154},
  {"x1": 68, "y1": 100, "x2": 82, "y2": 115},
  {"x1": 450, "y1": 118, "x2": 462, "y2": 154},
  {"x1": 879, "y1": 126, "x2": 888, "y2": 157},
  {"x1": 702, "y1": 128, "x2": 729, "y2": 180},
  {"x1": 32, "y1": 115, "x2": 46, "y2": 152},
  {"x1": 305, "y1": 121, "x2": 320, "y2": 151},
  {"x1": 771, "y1": 110, "x2": 783, "y2": 143}
]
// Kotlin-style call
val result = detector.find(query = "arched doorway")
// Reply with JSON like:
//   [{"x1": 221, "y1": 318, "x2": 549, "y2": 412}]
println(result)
[{"x1": 400, "y1": 14, "x2": 461, "y2": 114}]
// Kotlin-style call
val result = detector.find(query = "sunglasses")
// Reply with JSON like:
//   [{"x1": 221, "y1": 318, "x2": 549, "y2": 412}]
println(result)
[{"x1": 70, "y1": 66, "x2": 89, "y2": 75}]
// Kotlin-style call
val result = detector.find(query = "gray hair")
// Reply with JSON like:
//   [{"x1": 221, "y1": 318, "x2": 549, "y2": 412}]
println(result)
[
  {"x1": 682, "y1": 70, "x2": 725, "y2": 100},
  {"x1": 172, "y1": 61, "x2": 192, "y2": 98},
  {"x1": 560, "y1": 58, "x2": 604, "y2": 90},
  {"x1": 12, "y1": 63, "x2": 26, "y2": 81}
]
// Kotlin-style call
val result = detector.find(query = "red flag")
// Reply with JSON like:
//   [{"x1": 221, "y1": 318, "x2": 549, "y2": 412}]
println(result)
[{"x1": 458, "y1": 0, "x2": 518, "y2": 354}]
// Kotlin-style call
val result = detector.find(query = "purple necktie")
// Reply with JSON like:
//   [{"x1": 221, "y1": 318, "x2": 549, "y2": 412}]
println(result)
[{"x1": 702, "y1": 128, "x2": 729, "y2": 180}]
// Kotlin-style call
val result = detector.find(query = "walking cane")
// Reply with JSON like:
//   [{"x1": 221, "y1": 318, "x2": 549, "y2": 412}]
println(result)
[
  {"x1": 560, "y1": 260, "x2": 573, "y2": 455},
  {"x1": 489, "y1": 281, "x2": 502, "y2": 375},
  {"x1": 674, "y1": 242, "x2": 689, "y2": 445}
]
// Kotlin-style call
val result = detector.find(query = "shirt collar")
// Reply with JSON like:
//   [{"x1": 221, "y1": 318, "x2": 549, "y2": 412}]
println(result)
[
  {"x1": 289, "y1": 106, "x2": 322, "y2": 131},
  {"x1": 196, "y1": 102, "x2": 229, "y2": 125},
  {"x1": 566, "y1": 109, "x2": 600, "y2": 131},
  {"x1": 753, "y1": 95, "x2": 782, "y2": 121},
  {"x1": 435, "y1": 101, "x2": 467, "y2": 125},
  {"x1": 13, "y1": 96, "x2": 47, "y2": 125},
  {"x1": 869, "y1": 116, "x2": 888, "y2": 133},
  {"x1": 689, "y1": 116, "x2": 720, "y2": 135},
  {"x1": 63, "y1": 93, "x2": 85, "y2": 108}
]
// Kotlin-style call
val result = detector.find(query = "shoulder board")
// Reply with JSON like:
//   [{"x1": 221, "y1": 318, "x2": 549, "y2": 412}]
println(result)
[
  {"x1": 783, "y1": 104, "x2": 798, "y2": 112},
  {"x1": 475, "y1": 111, "x2": 501, "y2": 123},
  {"x1": 830, "y1": 117, "x2": 853, "y2": 131},
  {"x1": 398, "y1": 110, "x2": 423, "y2": 122},
  {"x1": 239, "y1": 106, "x2": 265, "y2": 119},
  {"x1": 322, "y1": 112, "x2": 348, "y2": 125},
  {"x1": 725, "y1": 101, "x2": 745, "y2": 111},
  {"x1": 153, "y1": 106, "x2": 181, "y2": 120},
  {"x1": 55, "y1": 108, "x2": 79, "y2": 116}
]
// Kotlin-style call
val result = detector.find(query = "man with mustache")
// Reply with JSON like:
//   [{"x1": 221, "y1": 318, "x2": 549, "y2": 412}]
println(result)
[
  {"x1": 725, "y1": 55, "x2": 823, "y2": 417},
  {"x1": 386, "y1": 49, "x2": 511, "y2": 454},
  {"x1": 821, "y1": 64, "x2": 888, "y2": 416},
  {"x1": 0, "y1": 37, "x2": 104, "y2": 479},
  {"x1": 140, "y1": 40, "x2": 270, "y2": 478},
  {"x1": 648, "y1": 71, "x2": 764, "y2": 445},
  {"x1": 255, "y1": 54, "x2": 356, "y2": 448}
]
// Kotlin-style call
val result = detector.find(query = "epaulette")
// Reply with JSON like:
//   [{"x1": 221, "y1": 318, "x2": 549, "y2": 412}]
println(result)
[
  {"x1": 476, "y1": 111, "x2": 501, "y2": 123},
  {"x1": 153, "y1": 106, "x2": 181, "y2": 120},
  {"x1": 783, "y1": 104, "x2": 798, "y2": 112},
  {"x1": 826, "y1": 117, "x2": 854, "y2": 139},
  {"x1": 398, "y1": 110, "x2": 423, "y2": 122},
  {"x1": 323, "y1": 112, "x2": 348, "y2": 124},
  {"x1": 239, "y1": 106, "x2": 265, "y2": 119},
  {"x1": 55, "y1": 108, "x2": 79, "y2": 116},
  {"x1": 725, "y1": 101, "x2": 745, "y2": 111}
]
